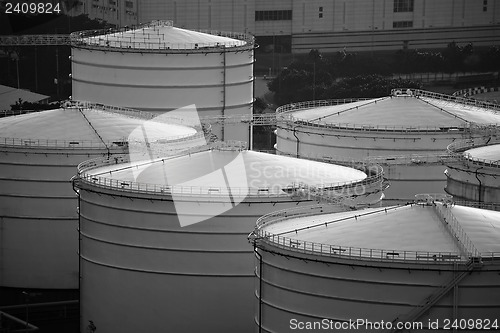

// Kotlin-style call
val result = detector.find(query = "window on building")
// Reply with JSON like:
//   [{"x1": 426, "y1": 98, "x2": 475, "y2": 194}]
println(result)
[
  {"x1": 125, "y1": 1, "x2": 133, "y2": 8},
  {"x1": 483, "y1": 0, "x2": 488, "y2": 11},
  {"x1": 393, "y1": 0, "x2": 414, "y2": 12},
  {"x1": 255, "y1": 10, "x2": 292, "y2": 21},
  {"x1": 319, "y1": 13, "x2": 323, "y2": 18},
  {"x1": 393, "y1": 21, "x2": 413, "y2": 28},
  {"x1": 109, "y1": 0, "x2": 116, "y2": 5}
]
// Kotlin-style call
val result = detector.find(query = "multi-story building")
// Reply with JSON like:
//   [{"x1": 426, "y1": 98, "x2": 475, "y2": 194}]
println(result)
[{"x1": 67, "y1": 0, "x2": 500, "y2": 53}]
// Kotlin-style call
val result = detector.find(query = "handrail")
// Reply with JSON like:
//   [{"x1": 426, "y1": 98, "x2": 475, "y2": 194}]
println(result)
[
  {"x1": 434, "y1": 203, "x2": 479, "y2": 258},
  {"x1": 447, "y1": 137, "x2": 500, "y2": 169},
  {"x1": 391, "y1": 88, "x2": 500, "y2": 111},
  {"x1": 0, "y1": 34, "x2": 70, "y2": 46},
  {"x1": 364, "y1": 153, "x2": 455, "y2": 165},
  {"x1": 276, "y1": 98, "x2": 372, "y2": 115},
  {"x1": 277, "y1": 117, "x2": 474, "y2": 133},
  {"x1": 275, "y1": 88, "x2": 500, "y2": 133},
  {"x1": 60, "y1": 100, "x2": 204, "y2": 128},
  {"x1": 74, "y1": 144, "x2": 385, "y2": 199},
  {"x1": 70, "y1": 20, "x2": 254, "y2": 53},
  {"x1": 0, "y1": 137, "x2": 124, "y2": 149},
  {"x1": 251, "y1": 201, "x2": 499, "y2": 264},
  {"x1": 0, "y1": 101, "x2": 208, "y2": 149}
]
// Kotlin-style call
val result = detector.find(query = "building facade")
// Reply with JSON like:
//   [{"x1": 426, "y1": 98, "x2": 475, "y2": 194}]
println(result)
[{"x1": 67, "y1": 0, "x2": 500, "y2": 53}]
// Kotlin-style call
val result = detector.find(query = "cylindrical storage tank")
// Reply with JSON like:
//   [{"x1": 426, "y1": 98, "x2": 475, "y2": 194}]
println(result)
[
  {"x1": 70, "y1": 20, "x2": 255, "y2": 144},
  {"x1": 445, "y1": 136, "x2": 500, "y2": 209},
  {"x1": 250, "y1": 195, "x2": 500, "y2": 333},
  {"x1": 275, "y1": 89, "x2": 500, "y2": 202},
  {"x1": 73, "y1": 143, "x2": 386, "y2": 333},
  {"x1": 0, "y1": 102, "x2": 204, "y2": 289}
]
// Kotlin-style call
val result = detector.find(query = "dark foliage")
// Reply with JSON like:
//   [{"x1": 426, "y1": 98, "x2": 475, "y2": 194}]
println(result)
[
  {"x1": 268, "y1": 45, "x2": 498, "y2": 105},
  {"x1": 10, "y1": 99, "x2": 60, "y2": 111},
  {"x1": 0, "y1": 14, "x2": 110, "y2": 100}
]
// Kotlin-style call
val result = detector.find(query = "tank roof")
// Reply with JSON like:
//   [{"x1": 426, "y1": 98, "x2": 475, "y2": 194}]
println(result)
[
  {"x1": 282, "y1": 91, "x2": 500, "y2": 130},
  {"x1": 84, "y1": 149, "x2": 368, "y2": 196},
  {"x1": 0, "y1": 106, "x2": 198, "y2": 148},
  {"x1": 451, "y1": 205, "x2": 500, "y2": 253},
  {"x1": 74, "y1": 20, "x2": 249, "y2": 51},
  {"x1": 259, "y1": 202, "x2": 500, "y2": 257},
  {"x1": 465, "y1": 144, "x2": 500, "y2": 163}
]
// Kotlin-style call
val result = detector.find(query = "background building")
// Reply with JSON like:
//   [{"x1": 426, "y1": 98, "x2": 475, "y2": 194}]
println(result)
[{"x1": 67, "y1": 0, "x2": 500, "y2": 53}]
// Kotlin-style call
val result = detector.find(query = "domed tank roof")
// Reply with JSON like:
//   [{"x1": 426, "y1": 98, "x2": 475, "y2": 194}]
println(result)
[
  {"x1": 85, "y1": 149, "x2": 368, "y2": 196},
  {"x1": 0, "y1": 106, "x2": 198, "y2": 146},
  {"x1": 259, "y1": 201, "x2": 500, "y2": 256},
  {"x1": 284, "y1": 90, "x2": 500, "y2": 130},
  {"x1": 77, "y1": 20, "x2": 248, "y2": 50},
  {"x1": 464, "y1": 144, "x2": 500, "y2": 163}
]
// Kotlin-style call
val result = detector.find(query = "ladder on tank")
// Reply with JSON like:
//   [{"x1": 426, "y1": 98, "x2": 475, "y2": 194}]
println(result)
[
  {"x1": 388, "y1": 257, "x2": 482, "y2": 333},
  {"x1": 388, "y1": 195, "x2": 483, "y2": 332}
]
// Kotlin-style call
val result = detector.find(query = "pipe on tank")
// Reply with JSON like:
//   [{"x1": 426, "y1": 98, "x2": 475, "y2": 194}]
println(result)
[
  {"x1": 293, "y1": 126, "x2": 300, "y2": 158},
  {"x1": 71, "y1": 175, "x2": 82, "y2": 293},
  {"x1": 474, "y1": 166, "x2": 484, "y2": 203},
  {"x1": 254, "y1": 243, "x2": 263, "y2": 333},
  {"x1": 221, "y1": 46, "x2": 226, "y2": 141}
]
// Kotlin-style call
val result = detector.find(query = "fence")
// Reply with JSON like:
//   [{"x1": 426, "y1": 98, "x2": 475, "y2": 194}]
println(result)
[
  {"x1": 447, "y1": 137, "x2": 500, "y2": 169},
  {"x1": 75, "y1": 142, "x2": 385, "y2": 199},
  {"x1": 252, "y1": 199, "x2": 499, "y2": 264},
  {"x1": 70, "y1": 20, "x2": 254, "y2": 54}
]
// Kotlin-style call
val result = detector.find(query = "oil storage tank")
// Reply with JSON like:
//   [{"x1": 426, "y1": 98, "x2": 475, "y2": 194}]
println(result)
[
  {"x1": 445, "y1": 136, "x2": 500, "y2": 209},
  {"x1": 0, "y1": 102, "x2": 204, "y2": 289},
  {"x1": 70, "y1": 20, "x2": 255, "y2": 144},
  {"x1": 249, "y1": 194, "x2": 500, "y2": 332},
  {"x1": 72, "y1": 142, "x2": 385, "y2": 333},
  {"x1": 275, "y1": 89, "x2": 500, "y2": 202}
]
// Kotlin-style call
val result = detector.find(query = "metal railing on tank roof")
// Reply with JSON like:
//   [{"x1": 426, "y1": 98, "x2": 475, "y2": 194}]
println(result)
[
  {"x1": 61, "y1": 100, "x2": 205, "y2": 129},
  {"x1": 75, "y1": 143, "x2": 384, "y2": 199},
  {"x1": 0, "y1": 137, "x2": 127, "y2": 150},
  {"x1": 447, "y1": 137, "x2": 500, "y2": 169},
  {"x1": 251, "y1": 202, "x2": 500, "y2": 264},
  {"x1": 70, "y1": 20, "x2": 254, "y2": 54},
  {"x1": 276, "y1": 98, "x2": 372, "y2": 115},
  {"x1": 276, "y1": 118, "x2": 472, "y2": 133},
  {"x1": 275, "y1": 88, "x2": 500, "y2": 132},
  {"x1": 276, "y1": 100, "x2": 473, "y2": 134},
  {"x1": 0, "y1": 103, "x2": 206, "y2": 149},
  {"x1": 391, "y1": 88, "x2": 500, "y2": 112}
]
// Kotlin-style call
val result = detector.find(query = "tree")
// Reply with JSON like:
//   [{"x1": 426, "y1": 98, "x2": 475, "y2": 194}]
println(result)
[{"x1": 11, "y1": 99, "x2": 59, "y2": 111}]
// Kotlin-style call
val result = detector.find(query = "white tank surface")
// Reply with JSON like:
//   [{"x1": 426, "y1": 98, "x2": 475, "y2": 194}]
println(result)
[
  {"x1": 275, "y1": 89, "x2": 500, "y2": 201},
  {"x1": 72, "y1": 142, "x2": 385, "y2": 333},
  {"x1": 70, "y1": 20, "x2": 255, "y2": 144},
  {"x1": 445, "y1": 137, "x2": 500, "y2": 209},
  {"x1": 0, "y1": 102, "x2": 204, "y2": 289},
  {"x1": 250, "y1": 194, "x2": 500, "y2": 333}
]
